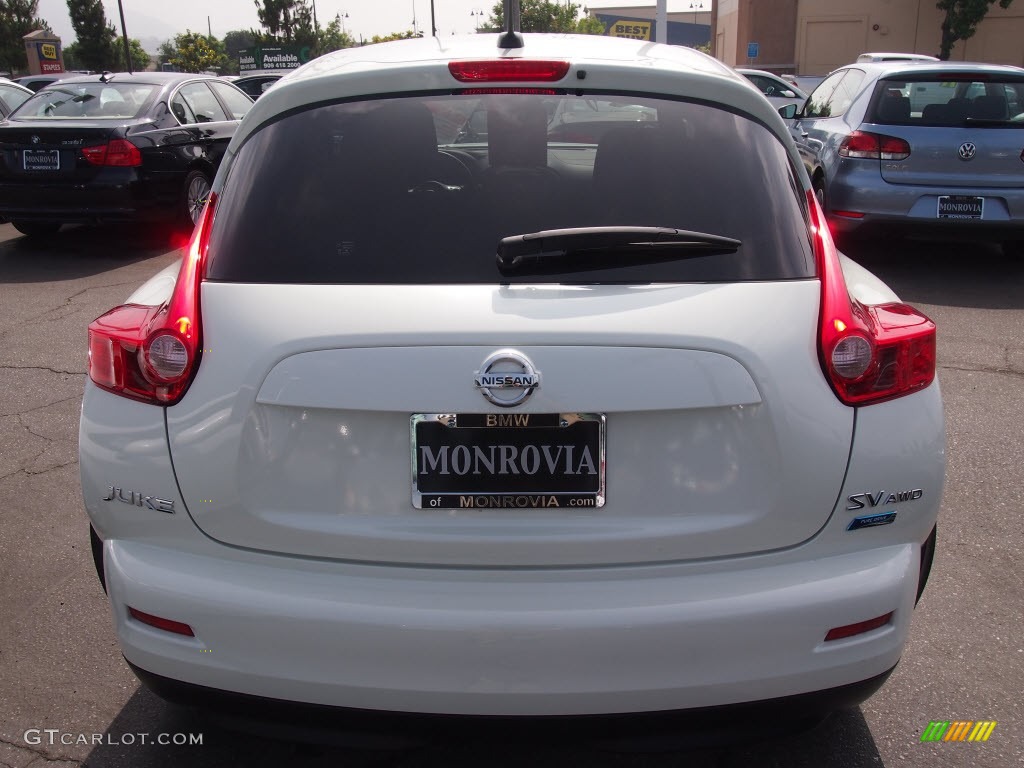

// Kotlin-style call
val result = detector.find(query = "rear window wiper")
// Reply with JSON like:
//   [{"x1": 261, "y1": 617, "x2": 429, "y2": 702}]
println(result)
[{"x1": 496, "y1": 226, "x2": 741, "y2": 273}]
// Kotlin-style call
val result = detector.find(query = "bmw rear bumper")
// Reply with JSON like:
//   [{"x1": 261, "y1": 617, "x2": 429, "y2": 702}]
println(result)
[{"x1": 104, "y1": 537, "x2": 919, "y2": 719}]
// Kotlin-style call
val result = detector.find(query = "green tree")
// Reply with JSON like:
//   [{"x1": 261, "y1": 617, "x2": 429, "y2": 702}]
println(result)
[
  {"x1": 0, "y1": 0, "x2": 51, "y2": 74},
  {"x1": 936, "y1": 0, "x2": 1014, "y2": 60},
  {"x1": 111, "y1": 38, "x2": 150, "y2": 71},
  {"x1": 66, "y1": 0, "x2": 116, "y2": 70},
  {"x1": 368, "y1": 31, "x2": 421, "y2": 44},
  {"x1": 222, "y1": 29, "x2": 256, "y2": 73},
  {"x1": 254, "y1": 0, "x2": 316, "y2": 45},
  {"x1": 486, "y1": 0, "x2": 594, "y2": 33},
  {"x1": 575, "y1": 15, "x2": 607, "y2": 35},
  {"x1": 318, "y1": 14, "x2": 356, "y2": 54},
  {"x1": 163, "y1": 30, "x2": 226, "y2": 73}
]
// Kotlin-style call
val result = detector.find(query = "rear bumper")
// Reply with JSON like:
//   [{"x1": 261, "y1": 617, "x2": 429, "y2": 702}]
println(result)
[
  {"x1": 105, "y1": 537, "x2": 919, "y2": 718},
  {"x1": 0, "y1": 170, "x2": 178, "y2": 223},
  {"x1": 826, "y1": 162, "x2": 1024, "y2": 241},
  {"x1": 129, "y1": 658, "x2": 895, "y2": 747}
]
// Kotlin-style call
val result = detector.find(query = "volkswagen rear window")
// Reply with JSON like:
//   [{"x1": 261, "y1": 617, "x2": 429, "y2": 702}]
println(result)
[
  {"x1": 871, "y1": 76, "x2": 1024, "y2": 125},
  {"x1": 207, "y1": 93, "x2": 815, "y2": 284}
]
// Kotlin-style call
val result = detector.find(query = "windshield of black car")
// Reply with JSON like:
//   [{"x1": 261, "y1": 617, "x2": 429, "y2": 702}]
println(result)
[
  {"x1": 14, "y1": 83, "x2": 157, "y2": 120},
  {"x1": 206, "y1": 92, "x2": 814, "y2": 284},
  {"x1": 870, "y1": 76, "x2": 1024, "y2": 125}
]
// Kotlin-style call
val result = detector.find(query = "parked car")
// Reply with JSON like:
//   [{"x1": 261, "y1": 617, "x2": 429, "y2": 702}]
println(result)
[
  {"x1": 81, "y1": 30, "x2": 943, "y2": 744},
  {"x1": 0, "y1": 72, "x2": 253, "y2": 236},
  {"x1": 232, "y1": 73, "x2": 283, "y2": 99},
  {"x1": 856, "y1": 52, "x2": 940, "y2": 64},
  {"x1": 12, "y1": 72, "x2": 79, "y2": 92},
  {"x1": 737, "y1": 67, "x2": 807, "y2": 109},
  {"x1": 781, "y1": 61, "x2": 1024, "y2": 253},
  {"x1": 0, "y1": 78, "x2": 32, "y2": 118}
]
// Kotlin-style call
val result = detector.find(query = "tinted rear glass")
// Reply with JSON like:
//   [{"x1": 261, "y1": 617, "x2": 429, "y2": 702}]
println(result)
[
  {"x1": 871, "y1": 75, "x2": 1024, "y2": 126},
  {"x1": 207, "y1": 93, "x2": 814, "y2": 284},
  {"x1": 15, "y1": 82, "x2": 156, "y2": 120}
]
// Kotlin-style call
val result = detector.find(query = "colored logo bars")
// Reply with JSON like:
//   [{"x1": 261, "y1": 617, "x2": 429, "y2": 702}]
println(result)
[{"x1": 921, "y1": 721, "x2": 997, "y2": 742}]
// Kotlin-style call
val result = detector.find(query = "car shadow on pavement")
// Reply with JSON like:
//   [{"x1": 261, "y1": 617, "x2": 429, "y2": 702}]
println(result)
[
  {"x1": 0, "y1": 222, "x2": 187, "y2": 284},
  {"x1": 84, "y1": 687, "x2": 886, "y2": 768},
  {"x1": 842, "y1": 238, "x2": 1024, "y2": 311}
]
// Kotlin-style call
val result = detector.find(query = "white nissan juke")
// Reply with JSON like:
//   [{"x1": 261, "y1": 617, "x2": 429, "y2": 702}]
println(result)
[{"x1": 80, "y1": 25, "x2": 945, "y2": 744}]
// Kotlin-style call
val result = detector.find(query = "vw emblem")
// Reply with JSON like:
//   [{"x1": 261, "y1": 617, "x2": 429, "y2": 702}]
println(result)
[
  {"x1": 958, "y1": 142, "x2": 976, "y2": 161},
  {"x1": 30, "y1": 135, "x2": 40, "y2": 145},
  {"x1": 474, "y1": 350, "x2": 540, "y2": 408}
]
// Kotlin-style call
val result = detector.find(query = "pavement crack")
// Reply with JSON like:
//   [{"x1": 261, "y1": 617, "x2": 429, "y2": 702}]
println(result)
[
  {"x1": 24, "y1": 460, "x2": 79, "y2": 476},
  {"x1": 0, "y1": 734, "x2": 77, "y2": 767},
  {"x1": 938, "y1": 362, "x2": 1024, "y2": 379},
  {"x1": 0, "y1": 365, "x2": 83, "y2": 376},
  {"x1": 0, "y1": 394, "x2": 82, "y2": 420}
]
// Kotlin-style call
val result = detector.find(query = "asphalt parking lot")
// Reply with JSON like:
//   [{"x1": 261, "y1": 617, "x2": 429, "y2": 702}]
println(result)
[{"x1": 0, "y1": 222, "x2": 1021, "y2": 768}]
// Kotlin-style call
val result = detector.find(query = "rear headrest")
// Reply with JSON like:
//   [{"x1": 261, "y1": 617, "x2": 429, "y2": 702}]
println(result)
[
  {"x1": 969, "y1": 94, "x2": 1006, "y2": 120},
  {"x1": 877, "y1": 95, "x2": 910, "y2": 123},
  {"x1": 487, "y1": 98, "x2": 548, "y2": 168}
]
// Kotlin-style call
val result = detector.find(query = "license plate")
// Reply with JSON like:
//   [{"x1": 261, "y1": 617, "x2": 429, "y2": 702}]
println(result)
[
  {"x1": 22, "y1": 149, "x2": 60, "y2": 172},
  {"x1": 412, "y1": 413, "x2": 605, "y2": 509},
  {"x1": 937, "y1": 195, "x2": 983, "y2": 219}
]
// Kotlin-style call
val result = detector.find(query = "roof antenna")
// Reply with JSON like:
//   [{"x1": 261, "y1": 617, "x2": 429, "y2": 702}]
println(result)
[{"x1": 498, "y1": 0, "x2": 524, "y2": 49}]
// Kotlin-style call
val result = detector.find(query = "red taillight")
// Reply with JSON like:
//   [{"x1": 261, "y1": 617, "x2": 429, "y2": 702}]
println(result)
[
  {"x1": 87, "y1": 192, "x2": 216, "y2": 405},
  {"x1": 824, "y1": 612, "x2": 893, "y2": 642},
  {"x1": 128, "y1": 607, "x2": 195, "y2": 637},
  {"x1": 809, "y1": 190, "x2": 936, "y2": 406},
  {"x1": 448, "y1": 60, "x2": 570, "y2": 83},
  {"x1": 81, "y1": 138, "x2": 142, "y2": 167},
  {"x1": 838, "y1": 130, "x2": 910, "y2": 161}
]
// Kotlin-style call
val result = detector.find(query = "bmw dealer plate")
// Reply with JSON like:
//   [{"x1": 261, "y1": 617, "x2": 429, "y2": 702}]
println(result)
[
  {"x1": 22, "y1": 149, "x2": 60, "y2": 172},
  {"x1": 412, "y1": 413, "x2": 605, "y2": 509},
  {"x1": 937, "y1": 195, "x2": 983, "y2": 219}
]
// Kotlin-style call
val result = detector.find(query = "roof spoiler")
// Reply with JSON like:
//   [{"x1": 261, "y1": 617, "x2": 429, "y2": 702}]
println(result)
[{"x1": 498, "y1": 0, "x2": 524, "y2": 49}]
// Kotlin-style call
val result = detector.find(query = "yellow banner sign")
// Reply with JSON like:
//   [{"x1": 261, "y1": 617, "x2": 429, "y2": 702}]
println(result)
[{"x1": 608, "y1": 19, "x2": 652, "y2": 40}]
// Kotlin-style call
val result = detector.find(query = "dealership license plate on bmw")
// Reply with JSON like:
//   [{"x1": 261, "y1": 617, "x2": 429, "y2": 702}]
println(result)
[
  {"x1": 937, "y1": 195, "x2": 983, "y2": 219},
  {"x1": 412, "y1": 413, "x2": 605, "y2": 509},
  {"x1": 22, "y1": 149, "x2": 60, "y2": 172}
]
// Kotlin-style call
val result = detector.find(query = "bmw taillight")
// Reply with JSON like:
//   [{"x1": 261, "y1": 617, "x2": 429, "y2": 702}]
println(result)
[
  {"x1": 838, "y1": 130, "x2": 910, "y2": 161},
  {"x1": 81, "y1": 138, "x2": 143, "y2": 167},
  {"x1": 87, "y1": 192, "x2": 216, "y2": 405},
  {"x1": 809, "y1": 190, "x2": 936, "y2": 405}
]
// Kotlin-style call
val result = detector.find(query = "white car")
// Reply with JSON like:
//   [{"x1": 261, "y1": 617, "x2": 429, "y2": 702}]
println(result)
[
  {"x1": 81, "y1": 25, "x2": 944, "y2": 743},
  {"x1": 736, "y1": 67, "x2": 807, "y2": 109}
]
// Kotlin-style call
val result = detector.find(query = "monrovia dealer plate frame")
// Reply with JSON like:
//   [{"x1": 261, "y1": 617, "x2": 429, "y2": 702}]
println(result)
[{"x1": 411, "y1": 413, "x2": 606, "y2": 510}]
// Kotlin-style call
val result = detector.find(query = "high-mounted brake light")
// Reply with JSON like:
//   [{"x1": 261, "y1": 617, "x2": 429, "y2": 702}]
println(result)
[
  {"x1": 87, "y1": 192, "x2": 216, "y2": 405},
  {"x1": 448, "y1": 60, "x2": 570, "y2": 83},
  {"x1": 81, "y1": 139, "x2": 142, "y2": 167},
  {"x1": 839, "y1": 130, "x2": 910, "y2": 161},
  {"x1": 809, "y1": 190, "x2": 936, "y2": 406}
]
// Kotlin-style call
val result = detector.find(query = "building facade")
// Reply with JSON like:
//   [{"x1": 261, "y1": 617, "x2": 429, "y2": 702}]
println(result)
[{"x1": 714, "y1": 0, "x2": 1024, "y2": 75}]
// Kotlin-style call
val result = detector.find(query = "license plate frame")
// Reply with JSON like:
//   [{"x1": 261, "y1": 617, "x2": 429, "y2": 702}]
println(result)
[
  {"x1": 937, "y1": 195, "x2": 983, "y2": 219},
  {"x1": 411, "y1": 413, "x2": 606, "y2": 510},
  {"x1": 22, "y1": 149, "x2": 60, "y2": 172}
]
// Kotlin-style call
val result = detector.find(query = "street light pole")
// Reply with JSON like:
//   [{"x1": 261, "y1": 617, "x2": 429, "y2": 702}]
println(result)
[{"x1": 115, "y1": 0, "x2": 132, "y2": 73}]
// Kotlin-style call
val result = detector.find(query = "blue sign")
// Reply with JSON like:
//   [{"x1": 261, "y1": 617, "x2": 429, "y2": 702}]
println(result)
[{"x1": 747, "y1": 42, "x2": 759, "y2": 59}]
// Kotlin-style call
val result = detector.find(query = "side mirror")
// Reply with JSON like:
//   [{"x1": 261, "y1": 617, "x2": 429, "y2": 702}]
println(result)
[
  {"x1": 778, "y1": 103, "x2": 798, "y2": 120},
  {"x1": 780, "y1": 89, "x2": 797, "y2": 99}
]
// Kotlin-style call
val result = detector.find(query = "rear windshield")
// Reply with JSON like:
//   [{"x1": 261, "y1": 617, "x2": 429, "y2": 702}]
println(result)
[
  {"x1": 207, "y1": 93, "x2": 814, "y2": 284},
  {"x1": 14, "y1": 83, "x2": 156, "y2": 120},
  {"x1": 870, "y1": 76, "x2": 1024, "y2": 126}
]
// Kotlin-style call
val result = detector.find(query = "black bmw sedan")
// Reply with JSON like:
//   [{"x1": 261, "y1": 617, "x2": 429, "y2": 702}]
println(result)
[{"x1": 0, "y1": 72, "x2": 253, "y2": 237}]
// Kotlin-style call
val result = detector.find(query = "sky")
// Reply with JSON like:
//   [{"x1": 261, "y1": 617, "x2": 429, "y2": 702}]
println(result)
[{"x1": 35, "y1": 0, "x2": 705, "y2": 47}]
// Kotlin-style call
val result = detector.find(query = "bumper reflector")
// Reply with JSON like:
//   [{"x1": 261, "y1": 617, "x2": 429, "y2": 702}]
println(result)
[
  {"x1": 824, "y1": 611, "x2": 893, "y2": 642},
  {"x1": 128, "y1": 607, "x2": 195, "y2": 637}
]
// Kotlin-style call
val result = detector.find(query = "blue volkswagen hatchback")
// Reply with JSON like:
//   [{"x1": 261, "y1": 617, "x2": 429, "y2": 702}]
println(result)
[{"x1": 783, "y1": 61, "x2": 1024, "y2": 253}]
